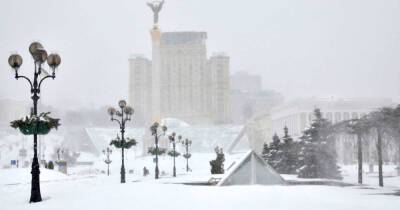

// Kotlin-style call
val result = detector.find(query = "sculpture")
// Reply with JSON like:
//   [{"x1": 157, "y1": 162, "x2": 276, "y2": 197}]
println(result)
[{"x1": 147, "y1": 0, "x2": 165, "y2": 25}]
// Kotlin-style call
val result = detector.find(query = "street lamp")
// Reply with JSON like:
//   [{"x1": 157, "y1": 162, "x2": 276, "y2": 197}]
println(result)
[
  {"x1": 168, "y1": 133, "x2": 181, "y2": 177},
  {"x1": 8, "y1": 42, "x2": 61, "y2": 203},
  {"x1": 103, "y1": 147, "x2": 112, "y2": 176},
  {"x1": 182, "y1": 138, "x2": 192, "y2": 172},
  {"x1": 107, "y1": 100, "x2": 135, "y2": 183},
  {"x1": 150, "y1": 122, "x2": 167, "y2": 179}
]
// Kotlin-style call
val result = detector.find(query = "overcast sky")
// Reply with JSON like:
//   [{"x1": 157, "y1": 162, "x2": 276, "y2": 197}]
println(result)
[{"x1": 0, "y1": 0, "x2": 399, "y2": 110}]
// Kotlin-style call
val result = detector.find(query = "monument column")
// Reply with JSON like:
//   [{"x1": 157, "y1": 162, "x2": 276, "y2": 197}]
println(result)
[
  {"x1": 150, "y1": 26, "x2": 161, "y2": 122},
  {"x1": 143, "y1": 0, "x2": 165, "y2": 155},
  {"x1": 147, "y1": 0, "x2": 164, "y2": 123}
]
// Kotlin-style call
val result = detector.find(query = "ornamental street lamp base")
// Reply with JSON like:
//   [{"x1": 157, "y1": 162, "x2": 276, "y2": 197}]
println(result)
[
  {"x1": 30, "y1": 156, "x2": 42, "y2": 203},
  {"x1": 155, "y1": 166, "x2": 159, "y2": 179},
  {"x1": 121, "y1": 166, "x2": 126, "y2": 183}
]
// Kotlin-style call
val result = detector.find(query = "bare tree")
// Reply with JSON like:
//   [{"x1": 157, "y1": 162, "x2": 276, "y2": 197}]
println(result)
[{"x1": 333, "y1": 117, "x2": 371, "y2": 184}]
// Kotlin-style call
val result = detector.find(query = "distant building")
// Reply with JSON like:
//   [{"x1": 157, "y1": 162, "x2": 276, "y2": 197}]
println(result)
[
  {"x1": 209, "y1": 54, "x2": 230, "y2": 124},
  {"x1": 129, "y1": 31, "x2": 230, "y2": 125},
  {"x1": 230, "y1": 71, "x2": 262, "y2": 93},
  {"x1": 271, "y1": 97, "x2": 394, "y2": 138},
  {"x1": 128, "y1": 56, "x2": 152, "y2": 125},
  {"x1": 229, "y1": 71, "x2": 283, "y2": 124},
  {"x1": 230, "y1": 89, "x2": 284, "y2": 124}
]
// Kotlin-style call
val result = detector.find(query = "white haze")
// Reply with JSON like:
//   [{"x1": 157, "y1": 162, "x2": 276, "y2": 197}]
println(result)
[{"x1": 0, "y1": 0, "x2": 399, "y2": 110}]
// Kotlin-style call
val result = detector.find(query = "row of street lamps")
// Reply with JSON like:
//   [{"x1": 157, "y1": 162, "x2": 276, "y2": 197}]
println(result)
[
  {"x1": 8, "y1": 42, "x2": 192, "y2": 203},
  {"x1": 168, "y1": 132, "x2": 192, "y2": 176},
  {"x1": 108, "y1": 112, "x2": 192, "y2": 181}
]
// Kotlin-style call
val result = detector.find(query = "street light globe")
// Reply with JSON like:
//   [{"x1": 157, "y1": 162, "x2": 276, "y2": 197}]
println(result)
[
  {"x1": 107, "y1": 107, "x2": 116, "y2": 116},
  {"x1": 152, "y1": 122, "x2": 159, "y2": 128},
  {"x1": 123, "y1": 106, "x2": 133, "y2": 115},
  {"x1": 118, "y1": 100, "x2": 127, "y2": 108},
  {"x1": 47, "y1": 53, "x2": 61, "y2": 69},
  {"x1": 8, "y1": 54, "x2": 23, "y2": 69},
  {"x1": 150, "y1": 122, "x2": 159, "y2": 134},
  {"x1": 29, "y1": 42, "x2": 44, "y2": 56},
  {"x1": 32, "y1": 48, "x2": 48, "y2": 64}
]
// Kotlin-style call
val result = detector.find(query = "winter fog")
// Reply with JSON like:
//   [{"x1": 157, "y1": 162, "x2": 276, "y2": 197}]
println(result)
[
  {"x1": 1, "y1": 0, "x2": 400, "y2": 209},
  {"x1": 0, "y1": 0, "x2": 399, "y2": 109}
]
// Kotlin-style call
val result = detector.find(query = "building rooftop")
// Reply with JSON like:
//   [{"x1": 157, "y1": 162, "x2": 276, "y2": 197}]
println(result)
[{"x1": 161, "y1": 32, "x2": 207, "y2": 45}]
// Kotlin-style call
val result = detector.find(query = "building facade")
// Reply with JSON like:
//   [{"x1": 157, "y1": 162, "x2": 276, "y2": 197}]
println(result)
[
  {"x1": 129, "y1": 31, "x2": 230, "y2": 125},
  {"x1": 128, "y1": 56, "x2": 152, "y2": 125},
  {"x1": 209, "y1": 53, "x2": 230, "y2": 124},
  {"x1": 271, "y1": 97, "x2": 394, "y2": 139}
]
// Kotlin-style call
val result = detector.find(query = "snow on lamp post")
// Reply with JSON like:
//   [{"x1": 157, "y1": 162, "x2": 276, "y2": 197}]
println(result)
[
  {"x1": 108, "y1": 100, "x2": 136, "y2": 183},
  {"x1": 150, "y1": 122, "x2": 167, "y2": 179},
  {"x1": 182, "y1": 138, "x2": 192, "y2": 172},
  {"x1": 8, "y1": 42, "x2": 61, "y2": 203},
  {"x1": 168, "y1": 133, "x2": 181, "y2": 177},
  {"x1": 103, "y1": 147, "x2": 112, "y2": 176}
]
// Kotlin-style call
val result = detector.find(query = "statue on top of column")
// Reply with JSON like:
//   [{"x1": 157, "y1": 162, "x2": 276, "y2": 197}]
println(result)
[{"x1": 147, "y1": 0, "x2": 165, "y2": 25}]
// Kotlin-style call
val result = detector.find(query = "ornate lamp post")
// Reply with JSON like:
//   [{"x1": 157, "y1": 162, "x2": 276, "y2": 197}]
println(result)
[
  {"x1": 8, "y1": 42, "x2": 61, "y2": 203},
  {"x1": 107, "y1": 100, "x2": 135, "y2": 183},
  {"x1": 182, "y1": 138, "x2": 192, "y2": 172},
  {"x1": 150, "y1": 122, "x2": 167, "y2": 179},
  {"x1": 103, "y1": 147, "x2": 112, "y2": 176},
  {"x1": 168, "y1": 133, "x2": 181, "y2": 177}
]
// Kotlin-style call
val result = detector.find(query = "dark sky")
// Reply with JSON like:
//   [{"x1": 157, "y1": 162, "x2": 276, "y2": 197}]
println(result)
[{"x1": 0, "y1": 0, "x2": 399, "y2": 110}]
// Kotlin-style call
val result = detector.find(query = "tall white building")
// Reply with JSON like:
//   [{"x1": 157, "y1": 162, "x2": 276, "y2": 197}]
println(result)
[
  {"x1": 128, "y1": 56, "x2": 152, "y2": 124},
  {"x1": 129, "y1": 31, "x2": 230, "y2": 125},
  {"x1": 209, "y1": 53, "x2": 230, "y2": 124}
]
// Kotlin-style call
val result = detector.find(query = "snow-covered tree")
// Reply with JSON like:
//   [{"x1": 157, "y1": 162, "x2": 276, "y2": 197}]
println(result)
[
  {"x1": 263, "y1": 133, "x2": 283, "y2": 171},
  {"x1": 261, "y1": 142, "x2": 270, "y2": 159},
  {"x1": 297, "y1": 108, "x2": 342, "y2": 179},
  {"x1": 210, "y1": 147, "x2": 225, "y2": 174},
  {"x1": 280, "y1": 126, "x2": 300, "y2": 174},
  {"x1": 368, "y1": 108, "x2": 393, "y2": 187}
]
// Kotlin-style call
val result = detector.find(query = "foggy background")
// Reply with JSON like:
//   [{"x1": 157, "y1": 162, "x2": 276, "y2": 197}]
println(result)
[{"x1": 0, "y1": 0, "x2": 399, "y2": 110}]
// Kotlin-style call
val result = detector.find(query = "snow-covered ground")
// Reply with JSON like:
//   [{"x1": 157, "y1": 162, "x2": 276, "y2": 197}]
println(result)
[{"x1": 1, "y1": 152, "x2": 400, "y2": 210}]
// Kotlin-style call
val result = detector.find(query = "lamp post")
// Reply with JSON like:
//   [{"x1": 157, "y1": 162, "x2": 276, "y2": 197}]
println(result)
[
  {"x1": 8, "y1": 42, "x2": 61, "y2": 203},
  {"x1": 107, "y1": 100, "x2": 134, "y2": 183},
  {"x1": 168, "y1": 133, "x2": 181, "y2": 177},
  {"x1": 150, "y1": 122, "x2": 167, "y2": 179},
  {"x1": 182, "y1": 138, "x2": 192, "y2": 172},
  {"x1": 103, "y1": 147, "x2": 112, "y2": 176}
]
